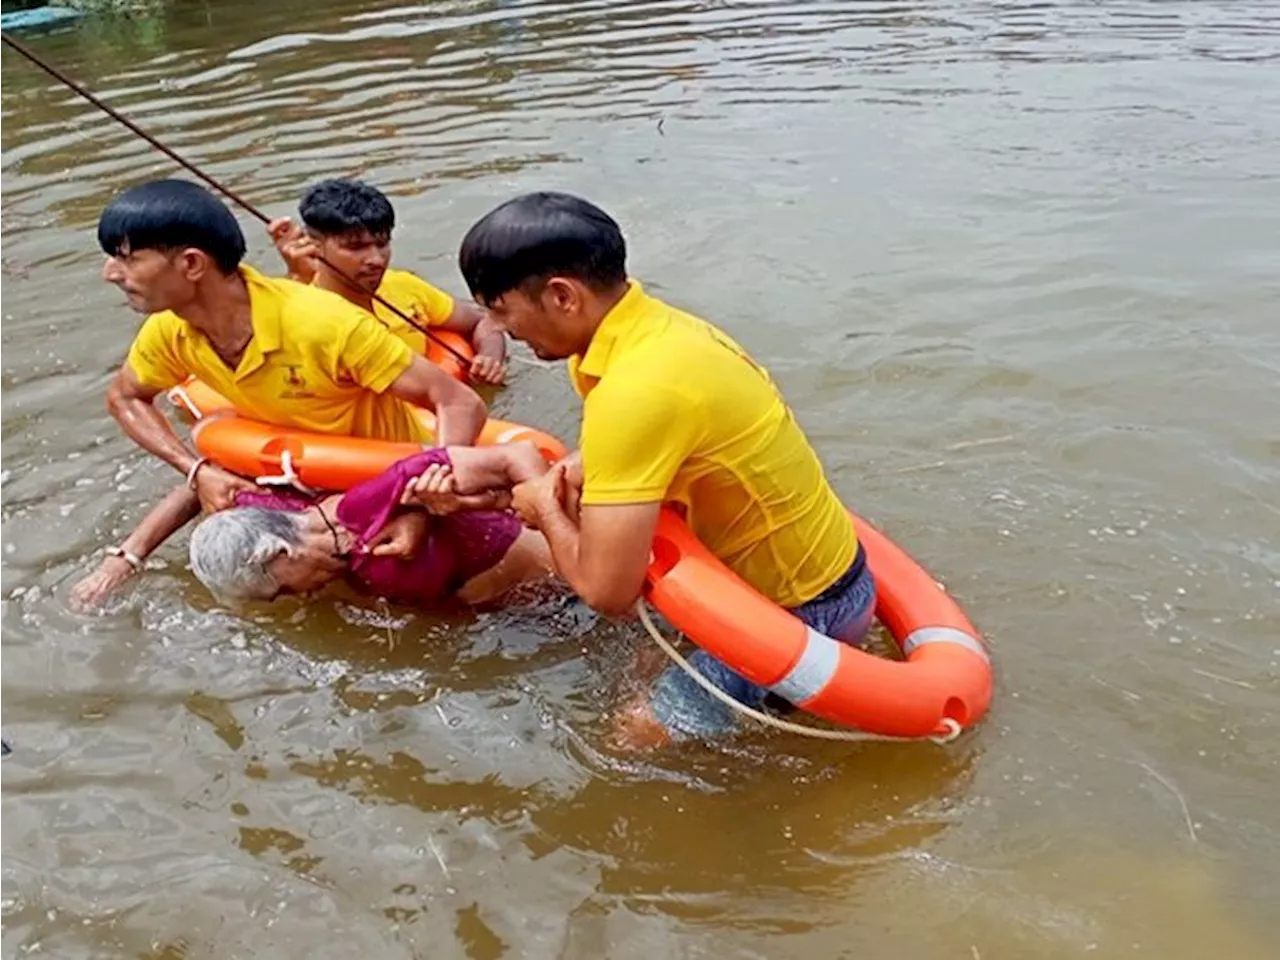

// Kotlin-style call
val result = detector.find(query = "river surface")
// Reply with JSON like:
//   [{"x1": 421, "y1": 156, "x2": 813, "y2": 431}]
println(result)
[{"x1": 2, "y1": 1, "x2": 1278, "y2": 957}]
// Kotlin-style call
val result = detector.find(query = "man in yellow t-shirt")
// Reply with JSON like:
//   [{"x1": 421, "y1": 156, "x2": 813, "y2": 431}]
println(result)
[
  {"x1": 456, "y1": 192, "x2": 876, "y2": 746},
  {"x1": 71, "y1": 179, "x2": 487, "y2": 607},
  {"x1": 267, "y1": 179, "x2": 508, "y2": 384}
]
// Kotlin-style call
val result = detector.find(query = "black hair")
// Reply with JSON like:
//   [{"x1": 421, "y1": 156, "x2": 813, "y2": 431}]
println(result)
[
  {"x1": 97, "y1": 179, "x2": 246, "y2": 273},
  {"x1": 298, "y1": 179, "x2": 396, "y2": 237},
  {"x1": 458, "y1": 192, "x2": 627, "y2": 304}
]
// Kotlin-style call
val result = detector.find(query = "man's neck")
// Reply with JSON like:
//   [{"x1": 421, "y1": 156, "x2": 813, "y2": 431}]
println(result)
[
  {"x1": 578, "y1": 282, "x2": 632, "y2": 351},
  {"x1": 178, "y1": 268, "x2": 253, "y2": 343},
  {"x1": 315, "y1": 271, "x2": 375, "y2": 312},
  {"x1": 595, "y1": 282, "x2": 630, "y2": 318}
]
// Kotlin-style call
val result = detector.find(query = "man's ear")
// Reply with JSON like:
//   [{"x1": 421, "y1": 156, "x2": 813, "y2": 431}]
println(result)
[
  {"x1": 178, "y1": 247, "x2": 217, "y2": 283},
  {"x1": 542, "y1": 276, "x2": 583, "y2": 315}
]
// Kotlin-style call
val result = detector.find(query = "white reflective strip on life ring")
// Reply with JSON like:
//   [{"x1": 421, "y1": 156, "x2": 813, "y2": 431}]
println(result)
[
  {"x1": 902, "y1": 626, "x2": 988, "y2": 663},
  {"x1": 495, "y1": 426, "x2": 524, "y2": 444},
  {"x1": 768, "y1": 626, "x2": 841, "y2": 705}
]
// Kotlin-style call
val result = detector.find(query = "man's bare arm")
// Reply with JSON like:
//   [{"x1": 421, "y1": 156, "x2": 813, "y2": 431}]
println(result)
[
  {"x1": 106, "y1": 366, "x2": 201, "y2": 475},
  {"x1": 386, "y1": 355, "x2": 487, "y2": 446}
]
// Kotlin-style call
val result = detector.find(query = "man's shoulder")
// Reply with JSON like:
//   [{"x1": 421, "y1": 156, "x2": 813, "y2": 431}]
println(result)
[
  {"x1": 588, "y1": 352, "x2": 692, "y2": 418},
  {"x1": 136, "y1": 309, "x2": 184, "y2": 339},
  {"x1": 380, "y1": 268, "x2": 456, "y2": 318},
  {"x1": 380, "y1": 268, "x2": 448, "y2": 300},
  {"x1": 380, "y1": 267, "x2": 427, "y2": 289},
  {"x1": 637, "y1": 296, "x2": 727, "y2": 351},
  {"x1": 648, "y1": 303, "x2": 768, "y2": 382},
  {"x1": 257, "y1": 269, "x2": 344, "y2": 305},
  {"x1": 263, "y1": 272, "x2": 378, "y2": 333},
  {"x1": 611, "y1": 308, "x2": 723, "y2": 383}
]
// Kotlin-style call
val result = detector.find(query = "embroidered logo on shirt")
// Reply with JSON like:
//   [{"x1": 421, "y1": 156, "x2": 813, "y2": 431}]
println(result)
[{"x1": 280, "y1": 363, "x2": 317, "y2": 399}]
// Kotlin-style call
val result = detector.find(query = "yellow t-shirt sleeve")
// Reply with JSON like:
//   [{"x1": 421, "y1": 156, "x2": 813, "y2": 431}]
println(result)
[
  {"x1": 337, "y1": 309, "x2": 415, "y2": 394},
  {"x1": 125, "y1": 313, "x2": 188, "y2": 390},
  {"x1": 581, "y1": 378, "x2": 699, "y2": 505},
  {"x1": 401, "y1": 272, "x2": 456, "y2": 327}
]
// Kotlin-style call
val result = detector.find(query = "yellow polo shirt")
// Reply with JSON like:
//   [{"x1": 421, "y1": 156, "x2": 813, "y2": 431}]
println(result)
[
  {"x1": 370, "y1": 269, "x2": 456, "y2": 353},
  {"x1": 127, "y1": 265, "x2": 427, "y2": 443},
  {"x1": 570, "y1": 281, "x2": 857, "y2": 607}
]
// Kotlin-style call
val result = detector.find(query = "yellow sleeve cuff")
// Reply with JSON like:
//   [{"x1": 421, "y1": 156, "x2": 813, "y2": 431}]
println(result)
[
  {"x1": 361, "y1": 343, "x2": 414, "y2": 394},
  {"x1": 580, "y1": 487, "x2": 667, "y2": 506},
  {"x1": 125, "y1": 357, "x2": 182, "y2": 392}
]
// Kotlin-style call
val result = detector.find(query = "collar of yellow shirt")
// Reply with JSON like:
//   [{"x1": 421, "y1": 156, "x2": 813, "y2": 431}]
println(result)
[{"x1": 568, "y1": 279, "x2": 650, "y2": 395}]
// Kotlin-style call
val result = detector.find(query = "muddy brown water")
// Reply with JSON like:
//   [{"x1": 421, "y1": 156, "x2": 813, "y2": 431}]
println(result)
[{"x1": 2, "y1": 1, "x2": 1278, "y2": 957}]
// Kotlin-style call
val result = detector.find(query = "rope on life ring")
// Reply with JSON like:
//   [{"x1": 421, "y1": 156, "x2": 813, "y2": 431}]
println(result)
[
  {"x1": 253, "y1": 449, "x2": 317, "y2": 497},
  {"x1": 635, "y1": 600, "x2": 962, "y2": 745}
]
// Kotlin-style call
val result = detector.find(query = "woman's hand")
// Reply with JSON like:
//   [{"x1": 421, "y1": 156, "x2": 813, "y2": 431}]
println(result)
[
  {"x1": 69, "y1": 555, "x2": 136, "y2": 610},
  {"x1": 364, "y1": 511, "x2": 429, "y2": 559},
  {"x1": 401, "y1": 463, "x2": 508, "y2": 514},
  {"x1": 401, "y1": 463, "x2": 463, "y2": 515},
  {"x1": 469, "y1": 353, "x2": 507, "y2": 386}
]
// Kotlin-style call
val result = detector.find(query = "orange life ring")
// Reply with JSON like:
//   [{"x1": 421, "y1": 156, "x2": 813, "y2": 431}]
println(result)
[
  {"x1": 424, "y1": 329, "x2": 474, "y2": 382},
  {"x1": 169, "y1": 378, "x2": 567, "y2": 490},
  {"x1": 645, "y1": 508, "x2": 992, "y2": 738}
]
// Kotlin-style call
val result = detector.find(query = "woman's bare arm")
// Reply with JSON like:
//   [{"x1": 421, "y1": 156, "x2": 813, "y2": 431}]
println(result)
[
  {"x1": 444, "y1": 441, "x2": 556, "y2": 493},
  {"x1": 70, "y1": 484, "x2": 202, "y2": 608}
]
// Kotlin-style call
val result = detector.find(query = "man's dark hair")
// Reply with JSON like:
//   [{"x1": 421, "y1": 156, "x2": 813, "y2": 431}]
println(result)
[
  {"x1": 458, "y1": 192, "x2": 627, "y2": 304},
  {"x1": 299, "y1": 179, "x2": 396, "y2": 237},
  {"x1": 98, "y1": 179, "x2": 246, "y2": 273}
]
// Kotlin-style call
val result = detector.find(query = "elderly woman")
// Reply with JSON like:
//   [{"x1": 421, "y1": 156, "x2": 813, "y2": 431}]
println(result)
[{"x1": 189, "y1": 443, "x2": 563, "y2": 606}]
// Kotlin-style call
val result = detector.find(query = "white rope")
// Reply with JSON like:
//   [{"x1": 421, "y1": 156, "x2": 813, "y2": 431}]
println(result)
[
  {"x1": 170, "y1": 384, "x2": 202, "y2": 419},
  {"x1": 635, "y1": 600, "x2": 961, "y2": 744},
  {"x1": 254, "y1": 450, "x2": 317, "y2": 497}
]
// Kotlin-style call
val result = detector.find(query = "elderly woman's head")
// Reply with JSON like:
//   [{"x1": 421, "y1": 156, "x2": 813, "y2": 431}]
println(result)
[{"x1": 189, "y1": 507, "x2": 344, "y2": 601}]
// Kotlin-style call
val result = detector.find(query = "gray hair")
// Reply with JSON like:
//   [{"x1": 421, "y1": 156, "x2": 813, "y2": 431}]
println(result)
[{"x1": 189, "y1": 507, "x2": 306, "y2": 600}]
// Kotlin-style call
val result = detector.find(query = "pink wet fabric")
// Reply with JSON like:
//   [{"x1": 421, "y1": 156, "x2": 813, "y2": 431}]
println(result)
[
  {"x1": 234, "y1": 489, "x2": 319, "y2": 512},
  {"x1": 232, "y1": 450, "x2": 522, "y2": 604}
]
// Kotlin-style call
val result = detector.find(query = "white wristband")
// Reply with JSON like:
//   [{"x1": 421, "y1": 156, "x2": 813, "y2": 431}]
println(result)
[
  {"x1": 106, "y1": 546, "x2": 142, "y2": 571},
  {"x1": 186, "y1": 456, "x2": 210, "y2": 490}
]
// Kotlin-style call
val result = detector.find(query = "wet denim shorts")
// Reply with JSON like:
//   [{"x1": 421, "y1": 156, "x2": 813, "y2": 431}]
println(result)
[{"x1": 649, "y1": 551, "x2": 877, "y2": 739}]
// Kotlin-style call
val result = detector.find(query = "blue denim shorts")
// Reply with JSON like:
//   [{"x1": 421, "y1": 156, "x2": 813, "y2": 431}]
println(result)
[{"x1": 649, "y1": 552, "x2": 877, "y2": 739}]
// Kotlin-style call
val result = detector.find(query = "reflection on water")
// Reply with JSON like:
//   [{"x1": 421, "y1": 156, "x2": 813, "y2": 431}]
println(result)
[{"x1": 3, "y1": 0, "x2": 1279, "y2": 957}]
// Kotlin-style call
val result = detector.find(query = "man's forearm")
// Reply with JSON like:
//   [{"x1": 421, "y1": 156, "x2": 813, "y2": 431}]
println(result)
[
  {"x1": 433, "y1": 396, "x2": 486, "y2": 446},
  {"x1": 530, "y1": 495, "x2": 586, "y2": 592},
  {"x1": 110, "y1": 394, "x2": 199, "y2": 475},
  {"x1": 390, "y1": 358, "x2": 488, "y2": 447}
]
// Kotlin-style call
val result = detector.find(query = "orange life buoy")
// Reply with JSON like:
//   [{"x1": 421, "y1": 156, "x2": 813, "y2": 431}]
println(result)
[
  {"x1": 645, "y1": 508, "x2": 992, "y2": 738},
  {"x1": 169, "y1": 377, "x2": 567, "y2": 490},
  {"x1": 424, "y1": 329, "x2": 474, "y2": 382}
]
